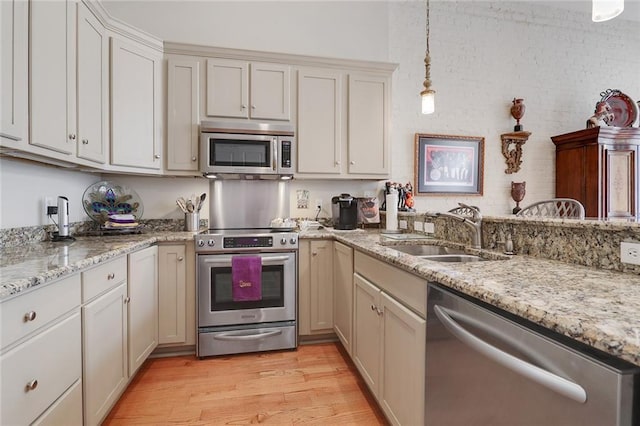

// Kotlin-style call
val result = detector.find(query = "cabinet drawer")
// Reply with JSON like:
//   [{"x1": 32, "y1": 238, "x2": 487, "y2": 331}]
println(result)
[
  {"x1": 0, "y1": 311, "x2": 81, "y2": 425},
  {"x1": 32, "y1": 379, "x2": 83, "y2": 426},
  {"x1": 354, "y1": 251, "x2": 426, "y2": 317},
  {"x1": 82, "y1": 256, "x2": 127, "y2": 302},
  {"x1": 1, "y1": 274, "x2": 80, "y2": 349}
]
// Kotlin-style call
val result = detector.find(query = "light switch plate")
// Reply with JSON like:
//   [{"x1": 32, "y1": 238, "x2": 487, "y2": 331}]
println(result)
[
  {"x1": 414, "y1": 221, "x2": 424, "y2": 231},
  {"x1": 620, "y1": 242, "x2": 640, "y2": 265},
  {"x1": 399, "y1": 220, "x2": 408, "y2": 230},
  {"x1": 424, "y1": 222, "x2": 435, "y2": 234}
]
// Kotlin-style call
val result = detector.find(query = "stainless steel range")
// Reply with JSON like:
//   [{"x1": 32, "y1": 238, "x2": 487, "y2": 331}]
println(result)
[{"x1": 196, "y1": 228, "x2": 298, "y2": 357}]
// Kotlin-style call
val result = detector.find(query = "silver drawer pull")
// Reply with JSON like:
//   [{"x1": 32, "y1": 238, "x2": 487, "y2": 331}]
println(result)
[
  {"x1": 25, "y1": 380, "x2": 38, "y2": 391},
  {"x1": 107, "y1": 273, "x2": 115, "y2": 280},
  {"x1": 24, "y1": 311, "x2": 37, "y2": 322}
]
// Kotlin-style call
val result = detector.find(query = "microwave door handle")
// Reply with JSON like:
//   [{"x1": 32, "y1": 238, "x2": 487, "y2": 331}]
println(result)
[
  {"x1": 433, "y1": 305, "x2": 588, "y2": 404},
  {"x1": 273, "y1": 137, "x2": 278, "y2": 171}
]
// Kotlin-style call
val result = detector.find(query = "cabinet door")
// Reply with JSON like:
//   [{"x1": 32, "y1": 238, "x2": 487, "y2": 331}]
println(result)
[
  {"x1": 110, "y1": 37, "x2": 161, "y2": 169},
  {"x1": 76, "y1": 2, "x2": 107, "y2": 164},
  {"x1": 83, "y1": 283, "x2": 128, "y2": 426},
  {"x1": 158, "y1": 244, "x2": 187, "y2": 344},
  {"x1": 333, "y1": 241, "x2": 353, "y2": 354},
  {"x1": 128, "y1": 246, "x2": 158, "y2": 376},
  {"x1": 379, "y1": 292, "x2": 426, "y2": 426},
  {"x1": 0, "y1": 0, "x2": 28, "y2": 143},
  {"x1": 309, "y1": 240, "x2": 334, "y2": 332},
  {"x1": 167, "y1": 59, "x2": 200, "y2": 171},
  {"x1": 604, "y1": 146, "x2": 636, "y2": 218},
  {"x1": 352, "y1": 273, "x2": 381, "y2": 396},
  {"x1": 206, "y1": 58, "x2": 248, "y2": 118},
  {"x1": 250, "y1": 62, "x2": 290, "y2": 120},
  {"x1": 30, "y1": 0, "x2": 76, "y2": 154},
  {"x1": 297, "y1": 68, "x2": 343, "y2": 174},
  {"x1": 348, "y1": 74, "x2": 389, "y2": 175}
]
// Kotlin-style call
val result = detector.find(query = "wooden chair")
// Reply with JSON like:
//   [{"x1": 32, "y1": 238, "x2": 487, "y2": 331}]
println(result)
[{"x1": 516, "y1": 198, "x2": 585, "y2": 219}]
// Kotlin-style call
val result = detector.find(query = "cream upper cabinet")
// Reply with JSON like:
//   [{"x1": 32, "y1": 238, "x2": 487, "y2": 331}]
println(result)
[
  {"x1": 348, "y1": 74, "x2": 390, "y2": 176},
  {"x1": 158, "y1": 243, "x2": 196, "y2": 346},
  {"x1": 29, "y1": 0, "x2": 76, "y2": 155},
  {"x1": 333, "y1": 241, "x2": 353, "y2": 355},
  {"x1": 76, "y1": 1, "x2": 108, "y2": 163},
  {"x1": 206, "y1": 58, "x2": 291, "y2": 121},
  {"x1": 295, "y1": 69, "x2": 391, "y2": 179},
  {"x1": 127, "y1": 246, "x2": 158, "y2": 376},
  {"x1": 0, "y1": 0, "x2": 28, "y2": 143},
  {"x1": 110, "y1": 37, "x2": 162, "y2": 170},
  {"x1": 167, "y1": 58, "x2": 200, "y2": 172},
  {"x1": 298, "y1": 239, "x2": 334, "y2": 337},
  {"x1": 297, "y1": 68, "x2": 343, "y2": 175}
]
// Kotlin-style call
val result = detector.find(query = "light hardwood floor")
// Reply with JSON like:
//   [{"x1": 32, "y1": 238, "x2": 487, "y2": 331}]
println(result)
[{"x1": 103, "y1": 342, "x2": 387, "y2": 425}]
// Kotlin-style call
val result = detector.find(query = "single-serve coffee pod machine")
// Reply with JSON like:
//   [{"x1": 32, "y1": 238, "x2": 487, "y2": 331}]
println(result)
[{"x1": 51, "y1": 196, "x2": 75, "y2": 242}]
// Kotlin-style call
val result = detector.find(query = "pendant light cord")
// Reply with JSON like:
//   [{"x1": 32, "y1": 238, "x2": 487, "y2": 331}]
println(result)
[{"x1": 423, "y1": 0, "x2": 432, "y2": 91}]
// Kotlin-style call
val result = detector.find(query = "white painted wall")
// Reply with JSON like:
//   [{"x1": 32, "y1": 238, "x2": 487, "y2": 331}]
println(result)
[{"x1": 2, "y1": 1, "x2": 639, "y2": 228}]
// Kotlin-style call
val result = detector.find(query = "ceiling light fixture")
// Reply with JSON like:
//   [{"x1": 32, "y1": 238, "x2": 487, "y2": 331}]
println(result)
[
  {"x1": 421, "y1": 0, "x2": 435, "y2": 114},
  {"x1": 592, "y1": 0, "x2": 624, "y2": 22}
]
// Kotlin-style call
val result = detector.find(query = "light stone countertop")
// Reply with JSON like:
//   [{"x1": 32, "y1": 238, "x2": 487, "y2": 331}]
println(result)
[
  {"x1": 1, "y1": 228, "x2": 639, "y2": 368},
  {"x1": 302, "y1": 228, "x2": 640, "y2": 368}
]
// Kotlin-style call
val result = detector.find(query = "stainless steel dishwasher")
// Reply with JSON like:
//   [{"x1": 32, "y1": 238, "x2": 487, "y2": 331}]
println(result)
[{"x1": 426, "y1": 283, "x2": 639, "y2": 426}]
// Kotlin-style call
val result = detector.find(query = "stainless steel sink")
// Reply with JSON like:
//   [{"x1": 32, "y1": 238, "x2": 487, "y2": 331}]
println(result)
[
  {"x1": 392, "y1": 244, "x2": 488, "y2": 262},
  {"x1": 419, "y1": 254, "x2": 485, "y2": 262},
  {"x1": 392, "y1": 245, "x2": 466, "y2": 256}
]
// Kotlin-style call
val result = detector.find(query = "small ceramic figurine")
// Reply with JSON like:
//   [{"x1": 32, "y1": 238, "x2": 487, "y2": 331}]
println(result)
[{"x1": 586, "y1": 101, "x2": 614, "y2": 128}]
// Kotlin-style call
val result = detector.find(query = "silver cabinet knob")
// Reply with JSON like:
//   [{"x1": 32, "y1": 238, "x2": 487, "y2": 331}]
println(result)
[
  {"x1": 350, "y1": 161, "x2": 355, "y2": 165},
  {"x1": 107, "y1": 273, "x2": 115, "y2": 280},
  {"x1": 124, "y1": 296, "x2": 131, "y2": 304},
  {"x1": 82, "y1": 139, "x2": 89, "y2": 145},
  {"x1": 312, "y1": 251, "x2": 317, "y2": 256},
  {"x1": 251, "y1": 105, "x2": 256, "y2": 109},
  {"x1": 24, "y1": 311, "x2": 37, "y2": 322},
  {"x1": 241, "y1": 105, "x2": 247, "y2": 109},
  {"x1": 335, "y1": 161, "x2": 340, "y2": 166},
  {"x1": 370, "y1": 304, "x2": 376, "y2": 311},
  {"x1": 68, "y1": 134, "x2": 76, "y2": 140},
  {"x1": 191, "y1": 157, "x2": 197, "y2": 162},
  {"x1": 177, "y1": 256, "x2": 184, "y2": 261},
  {"x1": 154, "y1": 154, "x2": 161, "y2": 159},
  {"x1": 25, "y1": 380, "x2": 38, "y2": 391}
]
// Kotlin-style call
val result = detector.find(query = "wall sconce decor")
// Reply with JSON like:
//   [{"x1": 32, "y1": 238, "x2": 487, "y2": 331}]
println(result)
[
  {"x1": 501, "y1": 98, "x2": 530, "y2": 174},
  {"x1": 420, "y1": 0, "x2": 435, "y2": 114}
]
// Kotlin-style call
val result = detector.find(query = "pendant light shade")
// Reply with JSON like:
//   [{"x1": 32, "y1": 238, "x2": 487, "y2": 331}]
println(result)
[
  {"x1": 421, "y1": 0, "x2": 435, "y2": 114},
  {"x1": 592, "y1": 0, "x2": 624, "y2": 22}
]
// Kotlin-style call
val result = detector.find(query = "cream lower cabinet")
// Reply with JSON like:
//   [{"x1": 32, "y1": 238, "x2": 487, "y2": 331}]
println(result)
[
  {"x1": 128, "y1": 246, "x2": 159, "y2": 375},
  {"x1": 333, "y1": 241, "x2": 353, "y2": 354},
  {"x1": 0, "y1": 274, "x2": 82, "y2": 426},
  {"x1": 82, "y1": 257, "x2": 129, "y2": 426},
  {"x1": 158, "y1": 243, "x2": 196, "y2": 347},
  {"x1": 353, "y1": 251, "x2": 426, "y2": 426},
  {"x1": 298, "y1": 239, "x2": 334, "y2": 337}
]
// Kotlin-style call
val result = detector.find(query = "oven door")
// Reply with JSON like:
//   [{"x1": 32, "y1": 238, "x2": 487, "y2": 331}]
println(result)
[
  {"x1": 197, "y1": 252, "x2": 296, "y2": 327},
  {"x1": 200, "y1": 132, "x2": 276, "y2": 175}
]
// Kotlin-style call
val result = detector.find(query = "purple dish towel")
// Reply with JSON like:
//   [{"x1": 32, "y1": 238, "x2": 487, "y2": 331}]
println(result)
[{"x1": 231, "y1": 256, "x2": 262, "y2": 302}]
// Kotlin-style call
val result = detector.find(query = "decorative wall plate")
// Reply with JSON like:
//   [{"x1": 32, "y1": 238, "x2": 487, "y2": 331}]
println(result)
[
  {"x1": 600, "y1": 89, "x2": 639, "y2": 127},
  {"x1": 82, "y1": 181, "x2": 143, "y2": 225}
]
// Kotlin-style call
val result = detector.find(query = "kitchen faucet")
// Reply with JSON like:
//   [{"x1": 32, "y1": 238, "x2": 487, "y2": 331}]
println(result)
[{"x1": 437, "y1": 203, "x2": 483, "y2": 249}]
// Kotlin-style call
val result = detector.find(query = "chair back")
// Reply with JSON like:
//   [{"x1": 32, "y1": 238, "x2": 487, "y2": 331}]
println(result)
[{"x1": 516, "y1": 198, "x2": 585, "y2": 219}]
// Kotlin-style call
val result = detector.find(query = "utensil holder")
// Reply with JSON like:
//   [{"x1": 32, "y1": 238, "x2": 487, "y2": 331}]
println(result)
[{"x1": 184, "y1": 212, "x2": 200, "y2": 232}]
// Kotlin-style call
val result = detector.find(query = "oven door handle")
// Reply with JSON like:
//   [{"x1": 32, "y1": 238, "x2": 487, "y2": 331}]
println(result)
[
  {"x1": 200, "y1": 255, "x2": 291, "y2": 266},
  {"x1": 213, "y1": 329, "x2": 283, "y2": 341}
]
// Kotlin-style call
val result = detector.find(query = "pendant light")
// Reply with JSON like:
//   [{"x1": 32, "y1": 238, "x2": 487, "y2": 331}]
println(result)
[
  {"x1": 592, "y1": 0, "x2": 624, "y2": 22},
  {"x1": 421, "y1": 0, "x2": 435, "y2": 114}
]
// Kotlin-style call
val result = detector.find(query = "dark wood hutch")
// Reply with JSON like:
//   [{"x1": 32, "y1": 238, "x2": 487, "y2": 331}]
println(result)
[{"x1": 551, "y1": 126, "x2": 640, "y2": 219}]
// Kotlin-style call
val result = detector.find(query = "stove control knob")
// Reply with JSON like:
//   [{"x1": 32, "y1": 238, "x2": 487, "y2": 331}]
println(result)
[
  {"x1": 197, "y1": 240, "x2": 205, "y2": 247},
  {"x1": 280, "y1": 238, "x2": 287, "y2": 245},
  {"x1": 207, "y1": 239, "x2": 215, "y2": 247},
  {"x1": 290, "y1": 238, "x2": 297, "y2": 245}
]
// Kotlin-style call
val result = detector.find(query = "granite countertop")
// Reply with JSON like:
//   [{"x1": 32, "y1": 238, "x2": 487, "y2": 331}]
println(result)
[
  {"x1": 1, "y1": 227, "x2": 639, "y2": 368},
  {"x1": 302, "y1": 228, "x2": 640, "y2": 368},
  {"x1": 0, "y1": 231, "x2": 198, "y2": 301}
]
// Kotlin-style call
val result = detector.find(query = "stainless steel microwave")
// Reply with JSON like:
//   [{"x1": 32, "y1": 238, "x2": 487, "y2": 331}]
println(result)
[{"x1": 200, "y1": 121, "x2": 296, "y2": 178}]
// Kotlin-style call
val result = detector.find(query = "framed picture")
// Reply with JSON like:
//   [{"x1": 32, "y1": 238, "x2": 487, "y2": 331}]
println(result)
[{"x1": 414, "y1": 133, "x2": 484, "y2": 195}]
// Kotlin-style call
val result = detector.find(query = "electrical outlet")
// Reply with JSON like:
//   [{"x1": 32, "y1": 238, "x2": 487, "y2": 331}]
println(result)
[
  {"x1": 315, "y1": 199, "x2": 323, "y2": 210},
  {"x1": 399, "y1": 220, "x2": 408, "y2": 230},
  {"x1": 43, "y1": 197, "x2": 56, "y2": 224},
  {"x1": 620, "y1": 242, "x2": 640, "y2": 265},
  {"x1": 414, "y1": 221, "x2": 424, "y2": 231},
  {"x1": 424, "y1": 222, "x2": 435, "y2": 234}
]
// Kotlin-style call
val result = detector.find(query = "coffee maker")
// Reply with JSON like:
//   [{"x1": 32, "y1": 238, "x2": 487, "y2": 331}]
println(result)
[{"x1": 331, "y1": 193, "x2": 358, "y2": 230}]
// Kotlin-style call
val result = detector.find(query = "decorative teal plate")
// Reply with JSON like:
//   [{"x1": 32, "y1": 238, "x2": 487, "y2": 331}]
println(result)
[{"x1": 82, "y1": 181, "x2": 143, "y2": 224}]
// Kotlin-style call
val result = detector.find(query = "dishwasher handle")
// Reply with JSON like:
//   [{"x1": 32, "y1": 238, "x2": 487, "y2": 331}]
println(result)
[{"x1": 433, "y1": 304, "x2": 588, "y2": 404}]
